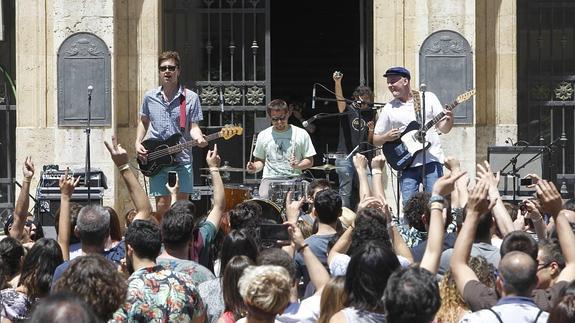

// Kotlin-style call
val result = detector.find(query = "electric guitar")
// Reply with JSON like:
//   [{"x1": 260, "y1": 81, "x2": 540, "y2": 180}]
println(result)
[
  {"x1": 138, "y1": 125, "x2": 243, "y2": 177},
  {"x1": 382, "y1": 89, "x2": 476, "y2": 171}
]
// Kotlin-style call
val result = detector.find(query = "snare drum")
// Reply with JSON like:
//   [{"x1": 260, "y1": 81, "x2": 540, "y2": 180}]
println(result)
[
  {"x1": 224, "y1": 185, "x2": 251, "y2": 211},
  {"x1": 249, "y1": 198, "x2": 285, "y2": 224},
  {"x1": 268, "y1": 181, "x2": 309, "y2": 206}
]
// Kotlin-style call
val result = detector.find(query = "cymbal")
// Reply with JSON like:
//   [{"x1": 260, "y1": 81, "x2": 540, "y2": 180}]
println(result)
[
  {"x1": 309, "y1": 164, "x2": 342, "y2": 171},
  {"x1": 200, "y1": 166, "x2": 247, "y2": 172}
]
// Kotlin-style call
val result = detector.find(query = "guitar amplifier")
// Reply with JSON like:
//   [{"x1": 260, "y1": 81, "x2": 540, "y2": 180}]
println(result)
[
  {"x1": 39, "y1": 168, "x2": 108, "y2": 189},
  {"x1": 36, "y1": 190, "x2": 104, "y2": 227}
]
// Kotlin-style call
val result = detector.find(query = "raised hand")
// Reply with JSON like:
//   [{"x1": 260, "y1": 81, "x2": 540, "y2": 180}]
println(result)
[
  {"x1": 467, "y1": 179, "x2": 496, "y2": 216},
  {"x1": 22, "y1": 156, "x2": 35, "y2": 179},
  {"x1": 333, "y1": 71, "x2": 343, "y2": 82},
  {"x1": 352, "y1": 153, "x2": 368, "y2": 170},
  {"x1": 206, "y1": 144, "x2": 221, "y2": 168},
  {"x1": 432, "y1": 169, "x2": 467, "y2": 197},
  {"x1": 444, "y1": 156, "x2": 460, "y2": 171},
  {"x1": 535, "y1": 179, "x2": 563, "y2": 218},
  {"x1": 104, "y1": 136, "x2": 130, "y2": 167},
  {"x1": 371, "y1": 154, "x2": 386, "y2": 171},
  {"x1": 59, "y1": 169, "x2": 80, "y2": 197}
]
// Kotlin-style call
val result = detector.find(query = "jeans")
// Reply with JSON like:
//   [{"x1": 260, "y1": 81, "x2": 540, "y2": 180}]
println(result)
[
  {"x1": 400, "y1": 162, "x2": 443, "y2": 205},
  {"x1": 335, "y1": 158, "x2": 354, "y2": 209}
]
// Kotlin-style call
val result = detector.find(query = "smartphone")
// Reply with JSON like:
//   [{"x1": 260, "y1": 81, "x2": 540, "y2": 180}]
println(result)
[
  {"x1": 259, "y1": 223, "x2": 290, "y2": 243},
  {"x1": 520, "y1": 178, "x2": 538, "y2": 186},
  {"x1": 168, "y1": 171, "x2": 177, "y2": 187}
]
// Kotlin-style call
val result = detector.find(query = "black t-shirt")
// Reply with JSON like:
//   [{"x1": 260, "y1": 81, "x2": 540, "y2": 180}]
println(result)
[{"x1": 336, "y1": 106, "x2": 375, "y2": 155}]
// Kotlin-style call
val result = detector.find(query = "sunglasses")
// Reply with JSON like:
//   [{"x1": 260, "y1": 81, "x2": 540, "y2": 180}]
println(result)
[
  {"x1": 271, "y1": 115, "x2": 288, "y2": 121},
  {"x1": 159, "y1": 65, "x2": 178, "y2": 72}
]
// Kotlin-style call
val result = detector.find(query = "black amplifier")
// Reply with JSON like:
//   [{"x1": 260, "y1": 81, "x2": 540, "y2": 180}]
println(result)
[{"x1": 39, "y1": 168, "x2": 108, "y2": 189}]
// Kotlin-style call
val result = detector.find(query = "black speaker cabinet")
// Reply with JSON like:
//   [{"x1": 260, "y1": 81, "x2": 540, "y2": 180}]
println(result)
[
  {"x1": 487, "y1": 146, "x2": 547, "y2": 197},
  {"x1": 37, "y1": 196, "x2": 103, "y2": 227}
]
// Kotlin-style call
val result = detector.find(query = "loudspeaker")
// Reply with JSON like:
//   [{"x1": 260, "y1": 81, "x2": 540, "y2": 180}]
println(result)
[
  {"x1": 37, "y1": 196, "x2": 102, "y2": 227},
  {"x1": 488, "y1": 146, "x2": 546, "y2": 197}
]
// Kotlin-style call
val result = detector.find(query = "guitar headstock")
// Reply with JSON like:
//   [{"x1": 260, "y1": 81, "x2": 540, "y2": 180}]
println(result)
[
  {"x1": 220, "y1": 124, "x2": 244, "y2": 140},
  {"x1": 456, "y1": 89, "x2": 476, "y2": 104}
]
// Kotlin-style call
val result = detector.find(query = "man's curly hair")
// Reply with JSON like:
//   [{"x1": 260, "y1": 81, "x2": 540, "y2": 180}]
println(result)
[
  {"x1": 54, "y1": 254, "x2": 127, "y2": 321},
  {"x1": 403, "y1": 192, "x2": 430, "y2": 232},
  {"x1": 347, "y1": 207, "x2": 392, "y2": 256}
]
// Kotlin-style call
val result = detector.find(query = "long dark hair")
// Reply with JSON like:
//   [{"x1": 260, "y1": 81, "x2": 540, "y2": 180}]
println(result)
[
  {"x1": 222, "y1": 255, "x2": 254, "y2": 320},
  {"x1": 18, "y1": 238, "x2": 64, "y2": 299},
  {"x1": 219, "y1": 229, "x2": 258, "y2": 277},
  {"x1": 345, "y1": 241, "x2": 400, "y2": 312}
]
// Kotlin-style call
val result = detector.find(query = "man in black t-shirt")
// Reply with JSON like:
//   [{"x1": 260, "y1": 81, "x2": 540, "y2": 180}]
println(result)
[{"x1": 333, "y1": 71, "x2": 375, "y2": 209}]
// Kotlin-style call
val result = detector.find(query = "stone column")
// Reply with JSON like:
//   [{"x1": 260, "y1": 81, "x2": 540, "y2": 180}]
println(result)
[
  {"x1": 476, "y1": 0, "x2": 517, "y2": 162},
  {"x1": 115, "y1": 0, "x2": 161, "y2": 216}
]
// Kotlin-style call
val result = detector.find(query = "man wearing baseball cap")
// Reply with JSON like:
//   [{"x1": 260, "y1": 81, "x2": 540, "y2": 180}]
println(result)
[{"x1": 373, "y1": 67, "x2": 454, "y2": 204}]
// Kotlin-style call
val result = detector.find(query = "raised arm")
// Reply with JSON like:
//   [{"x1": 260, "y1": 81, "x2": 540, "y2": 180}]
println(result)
[
  {"x1": 333, "y1": 71, "x2": 346, "y2": 113},
  {"x1": 353, "y1": 153, "x2": 371, "y2": 199},
  {"x1": 291, "y1": 223, "x2": 330, "y2": 293},
  {"x1": 370, "y1": 155, "x2": 387, "y2": 199},
  {"x1": 58, "y1": 170, "x2": 80, "y2": 261},
  {"x1": 105, "y1": 136, "x2": 153, "y2": 222},
  {"x1": 205, "y1": 144, "x2": 224, "y2": 230},
  {"x1": 420, "y1": 169, "x2": 466, "y2": 274},
  {"x1": 11, "y1": 157, "x2": 35, "y2": 242},
  {"x1": 477, "y1": 161, "x2": 514, "y2": 235},
  {"x1": 535, "y1": 180, "x2": 574, "y2": 283},
  {"x1": 451, "y1": 179, "x2": 494, "y2": 295}
]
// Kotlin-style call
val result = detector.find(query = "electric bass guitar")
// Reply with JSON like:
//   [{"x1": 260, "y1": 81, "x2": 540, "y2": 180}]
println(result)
[
  {"x1": 382, "y1": 89, "x2": 476, "y2": 171},
  {"x1": 138, "y1": 125, "x2": 243, "y2": 177}
]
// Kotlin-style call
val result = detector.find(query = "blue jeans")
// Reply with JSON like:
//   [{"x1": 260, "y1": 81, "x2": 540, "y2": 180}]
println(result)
[
  {"x1": 335, "y1": 158, "x2": 355, "y2": 209},
  {"x1": 400, "y1": 162, "x2": 443, "y2": 205}
]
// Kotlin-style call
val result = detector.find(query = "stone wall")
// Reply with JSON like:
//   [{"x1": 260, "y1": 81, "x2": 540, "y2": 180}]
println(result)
[{"x1": 15, "y1": 0, "x2": 161, "y2": 220}]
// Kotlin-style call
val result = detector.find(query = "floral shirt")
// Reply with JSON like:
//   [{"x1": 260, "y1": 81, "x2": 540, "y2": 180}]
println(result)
[
  {"x1": 0, "y1": 288, "x2": 34, "y2": 322},
  {"x1": 112, "y1": 265, "x2": 205, "y2": 322},
  {"x1": 156, "y1": 257, "x2": 215, "y2": 286}
]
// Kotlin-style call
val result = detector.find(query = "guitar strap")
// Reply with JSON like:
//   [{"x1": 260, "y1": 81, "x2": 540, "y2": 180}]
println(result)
[
  {"x1": 179, "y1": 86, "x2": 187, "y2": 133},
  {"x1": 411, "y1": 89, "x2": 422, "y2": 125}
]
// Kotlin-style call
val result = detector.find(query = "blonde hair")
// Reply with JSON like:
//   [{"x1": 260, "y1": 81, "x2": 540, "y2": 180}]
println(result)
[
  {"x1": 238, "y1": 265, "x2": 291, "y2": 315},
  {"x1": 435, "y1": 256, "x2": 496, "y2": 322},
  {"x1": 318, "y1": 276, "x2": 347, "y2": 323}
]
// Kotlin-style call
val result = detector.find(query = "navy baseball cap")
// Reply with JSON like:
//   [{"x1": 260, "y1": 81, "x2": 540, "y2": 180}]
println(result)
[{"x1": 383, "y1": 67, "x2": 411, "y2": 80}]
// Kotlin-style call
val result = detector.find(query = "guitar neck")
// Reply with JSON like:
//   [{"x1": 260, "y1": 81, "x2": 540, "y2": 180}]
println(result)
[
  {"x1": 423, "y1": 99, "x2": 458, "y2": 131},
  {"x1": 169, "y1": 132, "x2": 222, "y2": 154}
]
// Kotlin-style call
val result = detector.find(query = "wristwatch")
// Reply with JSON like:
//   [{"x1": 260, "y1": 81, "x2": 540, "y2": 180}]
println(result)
[{"x1": 429, "y1": 195, "x2": 445, "y2": 205}]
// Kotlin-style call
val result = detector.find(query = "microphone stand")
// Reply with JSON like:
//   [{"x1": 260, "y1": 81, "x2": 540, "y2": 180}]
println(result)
[
  {"x1": 499, "y1": 143, "x2": 531, "y2": 203},
  {"x1": 85, "y1": 87, "x2": 92, "y2": 203},
  {"x1": 420, "y1": 85, "x2": 427, "y2": 190}
]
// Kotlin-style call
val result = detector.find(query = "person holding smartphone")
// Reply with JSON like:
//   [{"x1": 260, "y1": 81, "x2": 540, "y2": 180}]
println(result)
[{"x1": 135, "y1": 51, "x2": 208, "y2": 219}]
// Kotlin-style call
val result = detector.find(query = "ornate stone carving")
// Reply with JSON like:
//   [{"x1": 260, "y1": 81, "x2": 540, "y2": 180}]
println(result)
[
  {"x1": 246, "y1": 86, "x2": 265, "y2": 105},
  {"x1": 200, "y1": 86, "x2": 219, "y2": 105},
  {"x1": 554, "y1": 81, "x2": 573, "y2": 101},
  {"x1": 224, "y1": 86, "x2": 242, "y2": 105},
  {"x1": 425, "y1": 36, "x2": 465, "y2": 55},
  {"x1": 65, "y1": 38, "x2": 103, "y2": 57}
]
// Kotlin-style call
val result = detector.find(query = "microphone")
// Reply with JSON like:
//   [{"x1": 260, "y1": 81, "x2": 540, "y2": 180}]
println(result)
[
  {"x1": 345, "y1": 145, "x2": 361, "y2": 160},
  {"x1": 311, "y1": 85, "x2": 316, "y2": 110},
  {"x1": 302, "y1": 115, "x2": 317, "y2": 128},
  {"x1": 88, "y1": 85, "x2": 93, "y2": 97},
  {"x1": 420, "y1": 83, "x2": 426, "y2": 92}
]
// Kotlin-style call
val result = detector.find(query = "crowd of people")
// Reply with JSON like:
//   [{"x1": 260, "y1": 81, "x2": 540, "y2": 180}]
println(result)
[
  {"x1": 1, "y1": 51, "x2": 574, "y2": 322},
  {"x1": 0, "y1": 135, "x2": 574, "y2": 322}
]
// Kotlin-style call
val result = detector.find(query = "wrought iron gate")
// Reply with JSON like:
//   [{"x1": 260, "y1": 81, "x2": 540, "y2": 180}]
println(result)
[
  {"x1": 164, "y1": 0, "x2": 270, "y2": 185},
  {"x1": 517, "y1": 0, "x2": 575, "y2": 195}
]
